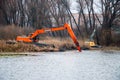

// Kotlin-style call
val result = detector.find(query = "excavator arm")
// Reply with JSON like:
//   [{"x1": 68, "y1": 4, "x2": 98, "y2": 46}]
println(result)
[{"x1": 16, "y1": 23, "x2": 81, "y2": 51}]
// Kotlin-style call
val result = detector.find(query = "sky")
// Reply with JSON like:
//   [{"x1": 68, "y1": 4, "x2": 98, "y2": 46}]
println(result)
[
  {"x1": 70, "y1": 0, "x2": 79, "y2": 13},
  {"x1": 70, "y1": 0, "x2": 101, "y2": 13}
]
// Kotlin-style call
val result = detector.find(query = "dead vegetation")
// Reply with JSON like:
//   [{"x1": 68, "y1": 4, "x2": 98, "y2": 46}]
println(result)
[
  {"x1": 39, "y1": 37, "x2": 77, "y2": 51},
  {"x1": 0, "y1": 40, "x2": 35, "y2": 52},
  {"x1": 0, "y1": 37, "x2": 83, "y2": 52},
  {"x1": 0, "y1": 40, "x2": 59, "y2": 52},
  {"x1": 0, "y1": 25, "x2": 84, "y2": 52},
  {"x1": 0, "y1": 25, "x2": 34, "y2": 40},
  {"x1": 101, "y1": 46, "x2": 120, "y2": 51},
  {"x1": 0, "y1": 25, "x2": 119, "y2": 52},
  {"x1": 0, "y1": 38, "x2": 120, "y2": 52},
  {"x1": 0, "y1": 34, "x2": 91, "y2": 52}
]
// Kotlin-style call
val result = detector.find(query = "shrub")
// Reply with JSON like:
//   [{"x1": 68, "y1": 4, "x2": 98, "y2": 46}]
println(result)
[{"x1": 0, "y1": 25, "x2": 34, "y2": 40}]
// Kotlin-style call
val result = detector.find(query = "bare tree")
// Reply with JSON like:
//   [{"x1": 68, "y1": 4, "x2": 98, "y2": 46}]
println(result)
[
  {"x1": 100, "y1": 0, "x2": 120, "y2": 46},
  {"x1": 76, "y1": 0, "x2": 98, "y2": 40},
  {"x1": 0, "y1": 0, "x2": 10, "y2": 25}
]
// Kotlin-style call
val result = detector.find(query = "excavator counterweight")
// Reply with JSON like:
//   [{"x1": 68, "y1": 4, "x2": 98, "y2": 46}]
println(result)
[{"x1": 16, "y1": 23, "x2": 81, "y2": 52}]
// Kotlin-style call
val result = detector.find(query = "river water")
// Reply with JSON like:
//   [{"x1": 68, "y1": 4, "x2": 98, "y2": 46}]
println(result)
[{"x1": 0, "y1": 50, "x2": 120, "y2": 80}]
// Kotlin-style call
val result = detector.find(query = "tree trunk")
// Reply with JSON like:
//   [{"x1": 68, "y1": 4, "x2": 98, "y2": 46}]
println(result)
[{"x1": 101, "y1": 25, "x2": 112, "y2": 46}]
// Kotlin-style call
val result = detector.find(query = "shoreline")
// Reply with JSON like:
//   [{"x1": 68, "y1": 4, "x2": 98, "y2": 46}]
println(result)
[{"x1": 0, "y1": 40, "x2": 120, "y2": 54}]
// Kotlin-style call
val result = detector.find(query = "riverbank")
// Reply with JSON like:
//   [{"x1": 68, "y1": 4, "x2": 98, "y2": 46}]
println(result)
[
  {"x1": 0, "y1": 38, "x2": 120, "y2": 53},
  {"x1": 0, "y1": 38, "x2": 79, "y2": 52},
  {"x1": 0, "y1": 40, "x2": 59, "y2": 52}
]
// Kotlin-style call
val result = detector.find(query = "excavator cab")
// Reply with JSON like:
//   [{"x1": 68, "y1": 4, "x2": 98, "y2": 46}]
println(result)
[
  {"x1": 85, "y1": 40, "x2": 96, "y2": 47},
  {"x1": 16, "y1": 34, "x2": 39, "y2": 42},
  {"x1": 85, "y1": 29, "x2": 101, "y2": 48},
  {"x1": 28, "y1": 33, "x2": 39, "y2": 42}
]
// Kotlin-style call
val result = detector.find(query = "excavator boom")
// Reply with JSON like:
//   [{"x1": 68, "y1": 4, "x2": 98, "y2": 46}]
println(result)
[{"x1": 16, "y1": 23, "x2": 81, "y2": 51}]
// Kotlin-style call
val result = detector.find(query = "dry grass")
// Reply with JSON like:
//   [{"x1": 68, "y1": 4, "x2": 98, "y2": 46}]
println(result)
[
  {"x1": 101, "y1": 46, "x2": 120, "y2": 51},
  {"x1": 0, "y1": 38, "x2": 120, "y2": 52},
  {"x1": 0, "y1": 40, "x2": 35, "y2": 52},
  {"x1": 0, "y1": 40, "x2": 61, "y2": 52},
  {"x1": 0, "y1": 37, "x2": 85, "y2": 52},
  {"x1": 0, "y1": 25, "x2": 34, "y2": 40},
  {"x1": 1, "y1": 25, "x2": 119, "y2": 52},
  {"x1": 0, "y1": 25, "x2": 85, "y2": 52},
  {"x1": 38, "y1": 37, "x2": 85, "y2": 50}
]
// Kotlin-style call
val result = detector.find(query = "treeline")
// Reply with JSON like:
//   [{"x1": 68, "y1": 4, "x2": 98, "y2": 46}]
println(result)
[
  {"x1": 0, "y1": 0, "x2": 120, "y2": 46},
  {"x1": 0, "y1": 0, "x2": 69, "y2": 28}
]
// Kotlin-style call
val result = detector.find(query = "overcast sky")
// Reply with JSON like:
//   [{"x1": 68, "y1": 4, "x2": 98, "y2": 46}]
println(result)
[
  {"x1": 70, "y1": 0, "x2": 101, "y2": 13},
  {"x1": 70, "y1": 0, "x2": 78, "y2": 13}
]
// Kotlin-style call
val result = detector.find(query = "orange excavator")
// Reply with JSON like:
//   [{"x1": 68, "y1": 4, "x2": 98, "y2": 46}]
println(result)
[{"x1": 16, "y1": 23, "x2": 81, "y2": 52}]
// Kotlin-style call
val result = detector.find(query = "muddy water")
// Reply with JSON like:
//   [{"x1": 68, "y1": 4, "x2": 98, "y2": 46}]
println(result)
[{"x1": 0, "y1": 50, "x2": 120, "y2": 80}]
